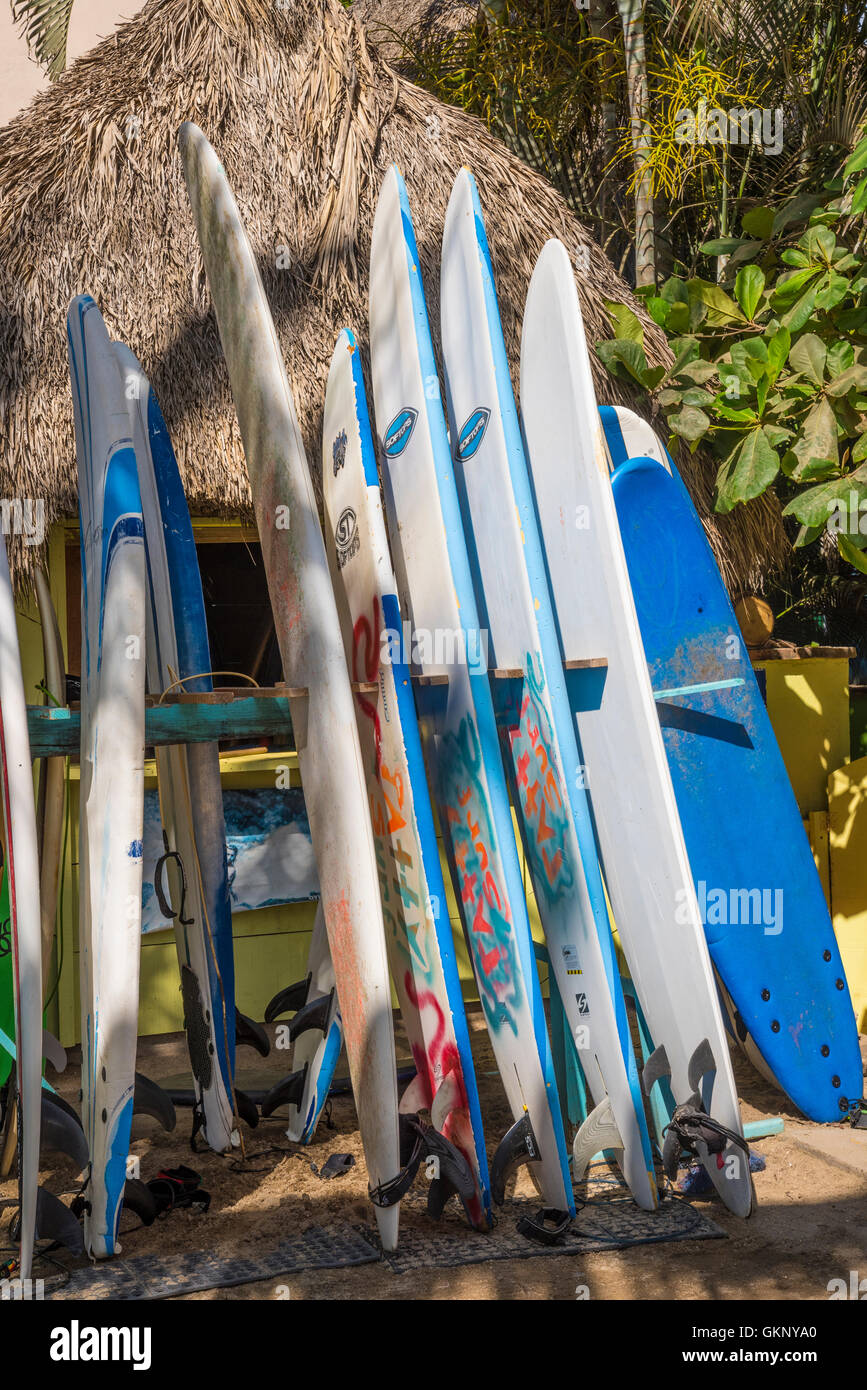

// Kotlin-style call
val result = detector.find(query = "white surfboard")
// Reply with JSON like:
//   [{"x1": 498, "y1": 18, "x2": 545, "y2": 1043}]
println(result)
[
  {"x1": 68, "y1": 295, "x2": 148, "y2": 1256},
  {"x1": 323, "y1": 327, "x2": 490, "y2": 1227},
  {"x1": 440, "y1": 169, "x2": 657, "y2": 1210},
  {"x1": 520, "y1": 241, "x2": 754, "y2": 1218},
  {"x1": 179, "y1": 123, "x2": 402, "y2": 1249},
  {"x1": 370, "y1": 165, "x2": 573, "y2": 1215},
  {"x1": 116, "y1": 343, "x2": 239, "y2": 1156},
  {"x1": 34, "y1": 569, "x2": 66, "y2": 984},
  {"x1": 0, "y1": 533, "x2": 42, "y2": 1278}
]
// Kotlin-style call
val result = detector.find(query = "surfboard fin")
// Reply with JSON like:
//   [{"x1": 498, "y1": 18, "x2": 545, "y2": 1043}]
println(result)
[
  {"x1": 233, "y1": 1088, "x2": 260, "y2": 1130},
  {"x1": 40, "y1": 1093, "x2": 88, "y2": 1172},
  {"x1": 688, "y1": 1037, "x2": 717, "y2": 1106},
  {"x1": 422, "y1": 1127, "x2": 477, "y2": 1222},
  {"x1": 35, "y1": 1187, "x2": 85, "y2": 1254},
  {"x1": 234, "y1": 1009, "x2": 270, "y2": 1057},
  {"x1": 134, "y1": 1073, "x2": 177, "y2": 1132},
  {"x1": 41, "y1": 1029, "x2": 67, "y2": 1074},
  {"x1": 571, "y1": 1096, "x2": 623, "y2": 1184},
  {"x1": 260, "y1": 1064, "x2": 309, "y2": 1118},
  {"x1": 642, "y1": 1043, "x2": 672, "y2": 1096},
  {"x1": 490, "y1": 1112, "x2": 539, "y2": 1206},
  {"x1": 122, "y1": 1177, "x2": 159, "y2": 1227},
  {"x1": 287, "y1": 990, "x2": 334, "y2": 1043},
  {"x1": 264, "y1": 974, "x2": 311, "y2": 1023}
]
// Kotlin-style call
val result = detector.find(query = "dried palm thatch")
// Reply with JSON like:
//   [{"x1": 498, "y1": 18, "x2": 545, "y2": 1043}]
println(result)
[
  {"x1": 354, "y1": 0, "x2": 478, "y2": 68},
  {"x1": 0, "y1": 0, "x2": 785, "y2": 596}
]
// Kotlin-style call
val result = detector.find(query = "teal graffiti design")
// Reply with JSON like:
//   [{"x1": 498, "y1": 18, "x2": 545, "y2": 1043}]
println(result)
[
  {"x1": 439, "y1": 712, "x2": 522, "y2": 1036},
  {"x1": 510, "y1": 653, "x2": 575, "y2": 906}
]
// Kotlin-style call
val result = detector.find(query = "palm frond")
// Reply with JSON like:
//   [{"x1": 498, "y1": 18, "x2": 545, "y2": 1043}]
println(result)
[{"x1": 11, "y1": 0, "x2": 76, "y2": 78}]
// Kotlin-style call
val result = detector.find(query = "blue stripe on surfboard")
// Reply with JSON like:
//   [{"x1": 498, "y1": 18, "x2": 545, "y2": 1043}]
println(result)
[
  {"x1": 142, "y1": 382, "x2": 236, "y2": 1088},
  {"x1": 463, "y1": 171, "x2": 654, "y2": 1180},
  {"x1": 393, "y1": 168, "x2": 571, "y2": 1201},
  {"x1": 345, "y1": 328, "x2": 381, "y2": 491}
]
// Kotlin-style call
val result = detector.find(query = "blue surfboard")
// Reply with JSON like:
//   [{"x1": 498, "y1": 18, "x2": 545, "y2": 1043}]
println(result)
[{"x1": 603, "y1": 405, "x2": 863, "y2": 1123}]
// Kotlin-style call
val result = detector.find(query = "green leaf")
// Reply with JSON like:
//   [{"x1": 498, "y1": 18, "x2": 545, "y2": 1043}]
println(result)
[
  {"x1": 844, "y1": 136, "x2": 867, "y2": 178},
  {"x1": 701, "y1": 237, "x2": 752, "y2": 256},
  {"x1": 781, "y1": 249, "x2": 810, "y2": 268},
  {"x1": 666, "y1": 302, "x2": 691, "y2": 334},
  {"x1": 772, "y1": 193, "x2": 827, "y2": 236},
  {"x1": 780, "y1": 468, "x2": 867, "y2": 526},
  {"x1": 814, "y1": 273, "x2": 850, "y2": 310},
  {"x1": 853, "y1": 432, "x2": 867, "y2": 462},
  {"x1": 646, "y1": 296, "x2": 670, "y2": 327},
  {"x1": 715, "y1": 403, "x2": 758, "y2": 423},
  {"x1": 741, "y1": 207, "x2": 775, "y2": 240},
  {"x1": 826, "y1": 365, "x2": 867, "y2": 397},
  {"x1": 688, "y1": 278, "x2": 747, "y2": 326},
  {"x1": 669, "y1": 337, "x2": 701, "y2": 374},
  {"x1": 770, "y1": 267, "x2": 822, "y2": 307},
  {"x1": 604, "y1": 302, "x2": 644, "y2": 344},
  {"x1": 850, "y1": 177, "x2": 867, "y2": 215},
  {"x1": 675, "y1": 358, "x2": 719, "y2": 385},
  {"x1": 660, "y1": 276, "x2": 690, "y2": 305},
  {"x1": 800, "y1": 226, "x2": 837, "y2": 265},
  {"x1": 827, "y1": 340, "x2": 854, "y2": 376},
  {"x1": 714, "y1": 428, "x2": 780, "y2": 512},
  {"x1": 596, "y1": 338, "x2": 648, "y2": 384},
  {"x1": 735, "y1": 265, "x2": 765, "y2": 320},
  {"x1": 784, "y1": 397, "x2": 839, "y2": 478},
  {"x1": 782, "y1": 285, "x2": 821, "y2": 334},
  {"x1": 767, "y1": 326, "x2": 791, "y2": 377},
  {"x1": 668, "y1": 405, "x2": 710, "y2": 442},
  {"x1": 788, "y1": 333, "x2": 827, "y2": 386},
  {"x1": 838, "y1": 532, "x2": 867, "y2": 574}
]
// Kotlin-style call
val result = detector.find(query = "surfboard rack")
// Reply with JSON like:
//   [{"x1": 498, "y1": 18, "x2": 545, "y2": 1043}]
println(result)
[{"x1": 24, "y1": 683, "x2": 379, "y2": 759}]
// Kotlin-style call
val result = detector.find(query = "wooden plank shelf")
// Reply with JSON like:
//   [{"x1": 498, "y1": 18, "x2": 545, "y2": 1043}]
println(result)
[{"x1": 26, "y1": 683, "x2": 378, "y2": 759}]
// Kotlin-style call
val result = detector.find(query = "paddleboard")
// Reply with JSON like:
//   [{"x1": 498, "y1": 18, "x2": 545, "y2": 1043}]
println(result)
[
  {"x1": 520, "y1": 241, "x2": 753, "y2": 1218},
  {"x1": 604, "y1": 404, "x2": 863, "y2": 1122},
  {"x1": 117, "y1": 343, "x2": 239, "y2": 1154},
  {"x1": 323, "y1": 326, "x2": 491, "y2": 1227},
  {"x1": 68, "y1": 294, "x2": 147, "y2": 1257},
  {"x1": 370, "y1": 164, "x2": 573, "y2": 1216},
  {"x1": 0, "y1": 530, "x2": 42, "y2": 1277},
  {"x1": 439, "y1": 169, "x2": 656, "y2": 1209},
  {"x1": 34, "y1": 569, "x2": 66, "y2": 985},
  {"x1": 179, "y1": 123, "x2": 402, "y2": 1249}
]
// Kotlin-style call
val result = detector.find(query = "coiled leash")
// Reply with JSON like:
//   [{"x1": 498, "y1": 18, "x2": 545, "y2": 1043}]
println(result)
[{"x1": 662, "y1": 1103, "x2": 750, "y2": 1180}]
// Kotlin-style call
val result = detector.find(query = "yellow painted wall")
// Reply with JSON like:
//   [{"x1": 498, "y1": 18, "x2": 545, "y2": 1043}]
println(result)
[
  {"x1": 828, "y1": 759, "x2": 867, "y2": 1033},
  {"x1": 756, "y1": 658, "x2": 851, "y2": 816}
]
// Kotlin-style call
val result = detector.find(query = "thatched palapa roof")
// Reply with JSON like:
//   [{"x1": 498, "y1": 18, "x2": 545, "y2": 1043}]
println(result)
[{"x1": 0, "y1": 0, "x2": 786, "y2": 595}]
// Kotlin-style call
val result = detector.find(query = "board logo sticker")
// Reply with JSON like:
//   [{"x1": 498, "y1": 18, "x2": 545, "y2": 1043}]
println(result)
[
  {"x1": 335, "y1": 506, "x2": 360, "y2": 569},
  {"x1": 332, "y1": 429, "x2": 347, "y2": 477},
  {"x1": 576, "y1": 992, "x2": 589, "y2": 1016},
  {"x1": 456, "y1": 407, "x2": 490, "y2": 461},
  {"x1": 383, "y1": 408, "x2": 418, "y2": 457}
]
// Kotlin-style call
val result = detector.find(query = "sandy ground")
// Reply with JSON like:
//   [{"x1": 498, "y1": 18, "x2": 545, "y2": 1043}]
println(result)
[{"x1": 3, "y1": 1007, "x2": 865, "y2": 1302}]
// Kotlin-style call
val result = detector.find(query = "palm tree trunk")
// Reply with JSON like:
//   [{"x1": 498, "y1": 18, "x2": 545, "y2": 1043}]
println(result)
[{"x1": 615, "y1": 0, "x2": 656, "y2": 286}]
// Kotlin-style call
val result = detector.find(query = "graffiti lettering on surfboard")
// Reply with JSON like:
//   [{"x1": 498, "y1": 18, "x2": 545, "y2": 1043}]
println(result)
[
  {"x1": 509, "y1": 655, "x2": 575, "y2": 904},
  {"x1": 439, "y1": 713, "x2": 522, "y2": 1036}
]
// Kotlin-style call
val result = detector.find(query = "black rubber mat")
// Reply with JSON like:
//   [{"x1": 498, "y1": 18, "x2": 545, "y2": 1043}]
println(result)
[
  {"x1": 47, "y1": 1222, "x2": 380, "y2": 1301},
  {"x1": 367, "y1": 1179, "x2": 725, "y2": 1275}
]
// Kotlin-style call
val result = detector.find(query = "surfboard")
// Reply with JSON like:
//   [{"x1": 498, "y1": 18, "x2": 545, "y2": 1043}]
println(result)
[
  {"x1": 370, "y1": 165, "x2": 573, "y2": 1216},
  {"x1": 0, "y1": 862, "x2": 11, "y2": 1088},
  {"x1": 179, "y1": 123, "x2": 402, "y2": 1249},
  {"x1": 439, "y1": 169, "x2": 656, "y2": 1210},
  {"x1": 68, "y1": 294, "x2": 148, "y2": 1257},
  {"x1": 520, "y1": 241, "x2": 754, "y2": 1218},
  {"x1": 116, "y1": 343, "x2": 240, "y2": 1155},
  {"x1": 34, "y1": 569, "x2": 66, "y2": 985},
  {"x1": 0, "y1": 530, "x2": 42, "y2": 1277},
  {"x1": 323, "y1": 326, "x2": 491, "y2": 1227},
  {"x1": 603, "y1": 404, "x2": 863, "y2": 1123}
]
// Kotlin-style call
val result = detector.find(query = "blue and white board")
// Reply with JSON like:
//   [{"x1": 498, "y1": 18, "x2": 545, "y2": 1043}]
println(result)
[
  {"x1": 116, "y1": 343, "x2": 239, "y2": 1154},
  {"x1": 324, "y1": 327, "x2": 490, "y2": 1227},
  {"x1": 439, "y1": 169, "x2": 656, "y2": 1209},
  {"x1": 370, "y1": 165, "x2": 573, "y2": 1215},
  {"x1": 68, "y1": 296, "x2": 147, "y2": 1257},
  {"x1": 520, "y1": 243, "x2": 754, "y2": 1218},
  {"x1": 604, "y1": 404, "x2": 863, "y2": 1123}
]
